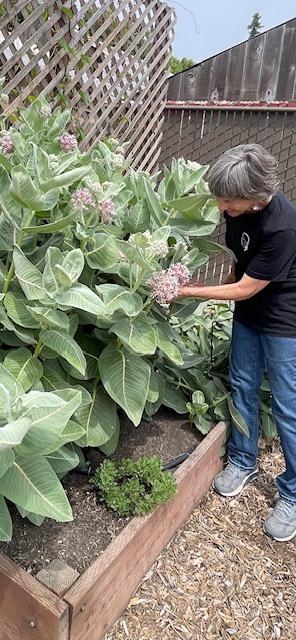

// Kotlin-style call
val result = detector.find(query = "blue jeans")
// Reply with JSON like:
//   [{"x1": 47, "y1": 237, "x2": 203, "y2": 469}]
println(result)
[{"x1": 228, "y1": 320, "x2": 296, "y2": 502}]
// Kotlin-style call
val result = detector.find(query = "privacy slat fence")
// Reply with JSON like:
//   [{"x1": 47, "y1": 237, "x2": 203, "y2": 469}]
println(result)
[
  {"x1": 160, "y1": 17, "x2": 296, "y2": 283},
  {"x1": 0, "y1": 0, "x2": 175, "y2": 172}
]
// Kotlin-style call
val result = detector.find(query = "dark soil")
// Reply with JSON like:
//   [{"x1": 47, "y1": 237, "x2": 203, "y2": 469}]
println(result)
[{"x1": 0, "y1": 411, "x2": 202, "y2": 575}]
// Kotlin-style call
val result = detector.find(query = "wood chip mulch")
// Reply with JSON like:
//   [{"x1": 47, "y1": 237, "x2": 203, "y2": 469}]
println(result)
[{"x1": 105, "y1": 440, "x2": 296, "y2": 640}]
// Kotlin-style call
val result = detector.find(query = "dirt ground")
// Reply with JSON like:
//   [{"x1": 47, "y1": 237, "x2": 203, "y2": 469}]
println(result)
[
  {"x1": 0, "y1": 411, "x2": 200, "y2": 574},
  {"x1": 104, "y1": 439, "x2": 296, "y2": 640}
]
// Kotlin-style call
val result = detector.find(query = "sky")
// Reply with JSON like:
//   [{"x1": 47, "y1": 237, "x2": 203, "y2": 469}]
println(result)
[{"x1": 170, "y1": 0, "x2": 296, "y2": 62}]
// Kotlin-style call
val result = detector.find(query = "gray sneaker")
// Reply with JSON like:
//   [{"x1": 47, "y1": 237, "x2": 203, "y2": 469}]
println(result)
[
  {"x1": 264, "y1": 499, "x2": 296, "y2": 542},
  {"x1": 213, "y1": 463, "x2": 259, "y2": 497}
]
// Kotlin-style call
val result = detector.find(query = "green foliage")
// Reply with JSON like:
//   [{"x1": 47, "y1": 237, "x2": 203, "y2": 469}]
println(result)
[
  {"x1": 91, "y1": 456, "x2": 177, "y2": 516},
  {"x1": 169, "y1": 56, "x2": 196, "y2": 75},
  {"x1": 247, "y1": 13, "x2": 263, "y2": 38},
  {"x1": 0, "y1": 96, "x2": 225, "y2": 539}
]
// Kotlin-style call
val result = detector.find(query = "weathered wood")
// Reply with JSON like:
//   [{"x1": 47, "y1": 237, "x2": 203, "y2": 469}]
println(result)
[
  {"x1": 63, "y1": 422, "x2": 226, "y2": 640},
  {"x1": 36, "y1": 559, "x2": 80, "y2": 598},
  {"x1": 0, "y1": 554, "x2": 69, "y2": 640},
  {"x1": 276, "y1": 23, "x2": 296, "y2": 100}
]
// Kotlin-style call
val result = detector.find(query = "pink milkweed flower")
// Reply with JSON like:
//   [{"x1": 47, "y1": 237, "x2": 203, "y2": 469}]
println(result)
[
  {"x1": 58, "y1": 132, "x2": 78, "y2": 152},
  {"x1": 71, "y1": 188, "x2": 96, "y2": 211},
  {"x1": 167, "y1": 262, "x2": 190, "y2": 286},
  {"x1": 0, "y1": 132, "x2": 14, "y2": 154},
  {"x1": 148, "y1": 270, "x2": 180, "y2": 304},
  {"x1": 100, "y1": 199, "x2": 117, "y2": 224}
]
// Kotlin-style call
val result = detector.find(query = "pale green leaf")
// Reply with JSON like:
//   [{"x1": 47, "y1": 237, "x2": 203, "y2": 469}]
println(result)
[
  {"x1": 0, "y1": 449, "x2": 15, "y2": 478},
  {"x1": 0, "y1": 363, "x2": 24, "y2": 401},
  {"x1": 23, "y1": 210, "x2": 76, "y2": 234},
  {"x1": 98, "y1": 345, "x2": 150, "y2": 426},
  {"x1": 228, "y1": 397, "x2": 250, "y2": 437},
  {"x1": 0, "y1": 495, "x2": 12, "y2": 541},
  {"x1": 4, "y1": 292, "x2": 41, "y2": 328},
  {"x1": 111, "y1": 318, "x2": 157, "y2": 355},
  {"x1": 40, "y1": 330, "x2": 86, "y2": 375},
  {"x1": 0, "y1": 455, "x2": 73, "y2": 521},
  {"x1": 0, "y1": 166, "x2": 23, "y2": 230},
  {"x1": 157, "y1": 326, "x2": 184, "y2": 365},
  {"x1": 95, "y1": 284, "x2": 143, "y2": 317},
  {"x1": 46, "y1": 445, "x2": 79, "y2": 477},
  {"x1": 4, "y1": 348, "x2": 43, "y2": 392},
  {"x1": 41, "y1": 166, "x2": 89, "y2": 191},
  {"x1": 76, "y1": 385, "x2": 119, "y2": 447},
  {"x1": 85, "y1": 233, "x2": 119, "y2": 270},
  {"x1": 0, "y1": 417, "x2": 32, "y2": 451},
  {"x1": 55, "y1": 283, "x2": 106, "y2": 316},
  {"x1": 29, "y1": 307, "x2": 69, "y2": 331},
  {"x1": 13, "y1": 246, "x2": 45, "y2": 300}
]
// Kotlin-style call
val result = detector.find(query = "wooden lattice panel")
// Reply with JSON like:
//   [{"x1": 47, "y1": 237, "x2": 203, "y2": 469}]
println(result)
[{"x1": 0, "y1": 0, "x2": 175, "y2": 171}]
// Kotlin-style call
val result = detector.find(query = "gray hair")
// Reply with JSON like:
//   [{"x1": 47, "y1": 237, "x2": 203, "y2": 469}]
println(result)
[{"x1": 207, "y1": 144, "x2": 279, "y2": 200}]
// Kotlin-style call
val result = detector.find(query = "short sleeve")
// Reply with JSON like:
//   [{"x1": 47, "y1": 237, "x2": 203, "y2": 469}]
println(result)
[{"x1": 245, "y1": 230, "x2": 296, "y2": 281}]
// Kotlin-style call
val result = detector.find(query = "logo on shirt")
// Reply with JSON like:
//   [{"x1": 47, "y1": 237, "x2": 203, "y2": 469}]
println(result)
[{"x1": 241, "y1": 232, "x2": 250, "y2": 252}]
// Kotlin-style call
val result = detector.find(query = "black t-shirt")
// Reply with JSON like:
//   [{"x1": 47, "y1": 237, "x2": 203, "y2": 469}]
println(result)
[{"x1": 224, "y1": 192, "x2": 296, "y2": 336}]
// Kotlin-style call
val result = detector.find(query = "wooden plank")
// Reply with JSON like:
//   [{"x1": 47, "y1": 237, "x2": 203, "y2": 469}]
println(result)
[
  {"x1": 209, "y1": 50, "x2": 230, "y2": 101},
  {"x1": 276, "y1": 24, "x2": 296, "y2": 100},
  {"x1": 241, "y1": 35, "x2": 265, "y2": 100},
  {"x1": 259, "y1": 26, "x2": 284, "y2": 101},
  {"x1": 64, "y1": 422, "x2": 226, "y2": 640},
  {"x1": 225, "y1": 43, "x2": 246, "y2": 100},
  {"x1": 195, "y1": 58, "x2": 215, "y2": 100},
  {"x1": 0, "y1": 554, "x2": 68, "y2": 640}
]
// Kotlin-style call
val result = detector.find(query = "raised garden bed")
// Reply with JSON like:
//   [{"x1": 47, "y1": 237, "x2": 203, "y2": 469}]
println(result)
[{"x1": 0, "y1": 419, "x2": 226, "y2": 640}]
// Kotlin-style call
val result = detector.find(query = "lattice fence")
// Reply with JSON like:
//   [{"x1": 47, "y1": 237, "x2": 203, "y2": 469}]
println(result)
[
  {"x1": 0, "y1": 0, "x2": 175, "y2": 171},
  {"x1": 160, "y1": 104, "x2": 296, "y2": 283}
]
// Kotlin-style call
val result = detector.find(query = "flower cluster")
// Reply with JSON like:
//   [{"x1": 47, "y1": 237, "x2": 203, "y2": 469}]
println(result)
[
  {"x1": 58, "y1": 132, "x2": 78, "y2": 152},
  {"x1": 167, "y1": 262, "x2": 190, "y2": 286},
  {"x1": 0, "y1": 132, "x2": 14, "y2": 154},
  {"x1": 148, "y1": 262, "x2": 190, "y2": 304},
  {"x1": 71, "y1": 188, "x2": 96, "y2": 211},
  {"x1": 40, "y1": 105, "x2": 52, "y2": 118},
  {"x1": 149, "y1": 239, "x2": 169, "y2": 258},
  {"x1": 100, "y1": 199, "x2": 117, "y2": 224}
]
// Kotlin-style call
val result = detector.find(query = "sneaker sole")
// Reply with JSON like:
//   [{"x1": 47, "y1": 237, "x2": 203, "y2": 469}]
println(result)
[
  {"x1": 263, "y1": 525, "x2": 296, "y2": 542},
  {"x1": 212, "y1": 469, "x2": 259, "y2": 497}
]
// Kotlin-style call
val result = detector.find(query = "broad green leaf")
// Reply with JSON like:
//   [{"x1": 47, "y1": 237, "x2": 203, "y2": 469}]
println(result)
[
  {"x1": 51, "y1": 419, "x2": 86, "y2": 450},
  {"x1": 3, "y1": 348, "x2": 43, "y2": 392},
  {"x1": 168, "y1": 193, "x2": 209, "y2": 216},
  {"x1": 0, "y1": 383, "x2": 12, "y2": 426},
  {"x1": 23, "y1": 210, "x2": 76, "y2": 234},
  {"x1": 76, "y1": 385, "x2": 119, "y2": 447},
  {"x1": 116, "y1": 240, "x2": 153, "y2": 270},
  {"x1": 17, "y1": 389, "x2": 82, "y2": 456},
  {"x1": 56, "y1": 283, "x2": 106, "y2": 316},
  {"x1": 147, "y1": 370, "x2": 159, "y2": 403},
  {"x1": 95, "y1": 284, "x2": 143, "y2": 317},
  {"x1": 4, "y1": 292, "x2": 41, "y2": 328},
  {"x1": 40, "y1": 330, "x2": 86, "y2": 375},
  {"x1": 0, "y1": 213, "x2": 15, "y2": 251},
  {"x1": 0, "y1": 166, "x2": 23, "y2": 229},
  {"x1": 0, "y1": 363, "x2": 24, "y2": 401},
  {"x1": 29, "y1": 307, "x2": 69, "y2": 331},
  {"x1": 46, "y1": 445, "x2": 79, "y2": 477},
  {"x1": 42, "y1": 246, "x2": 63, "y2": 295},
  {"x1": 0, "y1": 417, "x2": 32, "y2": 451},
  {"x1": 0, "y1": 455, "x2": 73, "y2": 521},
  {"x1": 0, "y1": 306, "x2": 37, "y2": 346},
  {"x1": 144, "y1": 178, "x2": 166, "y2": 226},
  {"x1": 157, "y1": 326, "x2": 184, "y2": 365},
  {"x1": 191, "y1": 390, "x2": 209, "y2": 415},
  {"x1": 228, "y1": 397, "x2": 250, "y2": 437},
  {"x1": 40, "y1": 166, "x2": 89, "y2": 191},
  {"x1": 98, "y1": 345, "x2": 150, "y2": 426},
  {"x1": 260, "y1": 410, "x2": 277, "y2": 439},
  {"x1": 110, "y1": 318, "x2": 157, "y2": 355},
  {"x1": 85, "y1": 234, "x2": 119, "y2": 270},
  {"x1": 10, "y1": 166, "x2": 58, "y2": 211},
  {"x1": 163, "y1": 383, "x2": 188, "y2": 414},
  {"x1": 125, "y1": 202, "x2": 150, "y2": 233},
  {"x1": 0, "y1": 495, "x2": 12, "y2": 541},
  {"x1": 61, "y1": 249, "x2": 84, "y2": 283},
  {"x1": 15, "y1": 504, "x2": 45, "y2": 526},
  {"x1": 13, "y1": 246, "x2": 45, "y2": 300},
  {"x1": 194, "y1": 238, "x2": 230, "y2": 253},
  {"x1": 172, "y1": 218, "x2": 217, "y2": 237},
  {"x1": 0, "y1": 449, "x2": 15, "y2": 478},
  {"x1": 182, "y1": 248, "x2": 209, "y2": 270}
]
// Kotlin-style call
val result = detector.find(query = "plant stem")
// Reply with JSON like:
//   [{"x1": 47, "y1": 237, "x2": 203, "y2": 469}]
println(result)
[
  {"x1": 34, "y1": 338, "x2": 44, "y2": 357},
  {"x1": 2, "y1": 261, "x2": 15, "y2": 294}
]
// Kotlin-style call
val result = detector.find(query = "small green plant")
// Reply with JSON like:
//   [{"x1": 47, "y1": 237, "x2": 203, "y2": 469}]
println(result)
[{"x1": 91, "y1": 456, "x2": 177, "y2": 516}]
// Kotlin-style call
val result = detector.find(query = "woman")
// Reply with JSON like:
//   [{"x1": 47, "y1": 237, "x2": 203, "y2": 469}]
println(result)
[{"x1": 177, "y1": 143, "x2": 296, "y2": 542}]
